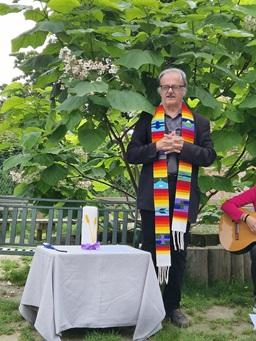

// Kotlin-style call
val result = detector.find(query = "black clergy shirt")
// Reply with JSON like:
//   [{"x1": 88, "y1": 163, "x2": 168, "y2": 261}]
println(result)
[{"x1": 165, "y1": 112, "x2": 182, "y2": 175}]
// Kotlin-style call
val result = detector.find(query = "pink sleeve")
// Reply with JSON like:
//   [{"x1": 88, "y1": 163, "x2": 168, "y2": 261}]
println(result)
[{"x1": 221, "y1": 186, "x2": 256, "y2": 222}]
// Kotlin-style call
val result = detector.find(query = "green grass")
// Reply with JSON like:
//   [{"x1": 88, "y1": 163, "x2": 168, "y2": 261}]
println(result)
[
  {"x1": 0, "y1": 298, "x2": 23, "y2": 335},
  {"x1": 1, "y1": 259, "x2": 256, "y2": 340},
  {"x1": 0, "y1": 257, "x2": 31, "y2": 286}
]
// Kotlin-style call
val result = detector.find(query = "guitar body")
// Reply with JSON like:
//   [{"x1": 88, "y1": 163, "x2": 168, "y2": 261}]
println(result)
[{"x1": 219, "y1": 212, "x2": 256, "y2": 253}]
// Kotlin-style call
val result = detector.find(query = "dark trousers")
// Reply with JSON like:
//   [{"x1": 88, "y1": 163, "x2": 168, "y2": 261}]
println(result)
[
  {"x1": 140, "y1": 178, "x2": 190, "y2": 313},
  {"x1": 250, "y1": 245, "x2": 256, "y2": 297}
]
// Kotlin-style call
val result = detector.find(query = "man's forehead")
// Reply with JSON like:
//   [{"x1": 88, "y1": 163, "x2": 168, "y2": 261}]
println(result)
[{"x1": 160, "y1": 72, "x2": 182, "y2": 81}]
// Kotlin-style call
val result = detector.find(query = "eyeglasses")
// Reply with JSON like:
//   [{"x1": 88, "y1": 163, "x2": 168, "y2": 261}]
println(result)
[{"x1": 160, "y1": 85, "x2": 186, "y2": 93}]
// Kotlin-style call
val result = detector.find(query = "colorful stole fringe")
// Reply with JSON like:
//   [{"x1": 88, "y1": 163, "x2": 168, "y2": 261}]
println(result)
[{"x1": 151, "y1": 102, "x2": 195, "y2": 284}]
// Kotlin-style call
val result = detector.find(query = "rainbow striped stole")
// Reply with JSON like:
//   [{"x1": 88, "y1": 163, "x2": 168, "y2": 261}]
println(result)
[{"x1": 151, "y1": 102, "x2": 195, "y2": 284}]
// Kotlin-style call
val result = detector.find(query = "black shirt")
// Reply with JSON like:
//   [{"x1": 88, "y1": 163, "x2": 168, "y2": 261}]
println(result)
[{"x1": 165, "y1": 112, "x2": 182, "y2": 175}]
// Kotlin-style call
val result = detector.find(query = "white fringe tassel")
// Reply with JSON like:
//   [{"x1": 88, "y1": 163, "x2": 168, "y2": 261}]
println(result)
[
  {"x1": 172, "y1": 231, "x2": 177, "y2": 250},
  {"x1": 180, "y1": 232, "x2": 184, "y2": 250},
  {"x1": 158, "y1": 266, "x2": 170, "y2": 284},
  {"x1": 172, "y1": 231, "x2": 185, "y2": 251}
]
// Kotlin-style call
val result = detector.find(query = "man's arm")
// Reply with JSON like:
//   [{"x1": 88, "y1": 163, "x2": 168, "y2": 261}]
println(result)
[{"x1": 126, "y1": 113, "x2": 158, "y2": 165}]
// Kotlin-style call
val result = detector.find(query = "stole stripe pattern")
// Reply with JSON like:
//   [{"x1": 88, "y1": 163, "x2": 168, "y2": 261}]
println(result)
[{"x1": 151, "y1": 102, "x2": 195, "y2": 284}]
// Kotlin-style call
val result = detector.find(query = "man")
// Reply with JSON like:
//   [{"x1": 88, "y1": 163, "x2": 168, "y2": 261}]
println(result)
[{"x1": 126, "y1": 68, "x2": 216, "y2": 328}]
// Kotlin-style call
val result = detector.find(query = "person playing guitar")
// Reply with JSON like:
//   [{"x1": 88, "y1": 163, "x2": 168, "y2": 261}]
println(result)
[{"x1": 221, "y1": 185, "x2": 256, "y2": 312}]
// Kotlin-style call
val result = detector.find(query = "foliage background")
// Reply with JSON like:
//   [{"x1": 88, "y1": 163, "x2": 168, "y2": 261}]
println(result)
[{"x1": 1, "y1": 0, "x2": 256, "y2": 217}]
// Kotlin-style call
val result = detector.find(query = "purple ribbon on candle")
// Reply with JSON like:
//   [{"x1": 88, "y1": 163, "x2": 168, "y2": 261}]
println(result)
[{"x1": 81, "y1": 242, "x2": 100, "y2": 250}]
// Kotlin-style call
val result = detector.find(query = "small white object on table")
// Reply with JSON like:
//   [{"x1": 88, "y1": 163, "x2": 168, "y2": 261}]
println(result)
[
  {"x1": 81, "y1": 206, "x2": 98, "y2": 244},
  {"x1": 19, "y1": 245, "x2": 165, "y2": 341}
]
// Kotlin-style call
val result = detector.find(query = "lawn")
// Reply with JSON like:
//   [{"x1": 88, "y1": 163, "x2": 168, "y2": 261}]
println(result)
[{"x1": 0, "y1": 256, "x2": 256, "y2": 341}]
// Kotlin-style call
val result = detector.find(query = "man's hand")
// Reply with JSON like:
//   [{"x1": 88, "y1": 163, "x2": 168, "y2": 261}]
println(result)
[{"x1": 156, "y1": 131, "x2": 184, "y2": 153}]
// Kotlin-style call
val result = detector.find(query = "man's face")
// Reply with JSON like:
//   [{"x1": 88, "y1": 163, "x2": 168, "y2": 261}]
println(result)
[{"x1": 159, "y1": 72, "x2": 186, "y2": 108}]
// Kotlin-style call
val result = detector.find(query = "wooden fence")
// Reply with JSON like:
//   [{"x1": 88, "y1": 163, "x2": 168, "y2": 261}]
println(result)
[{"x1": 186, "y1": 245, "x2": 251, "y2": 286}]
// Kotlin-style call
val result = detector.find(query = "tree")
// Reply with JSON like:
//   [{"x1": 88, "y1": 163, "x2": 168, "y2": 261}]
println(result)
[{"x1": 0, "y1": 0, "x2": 256, "y2": 211}]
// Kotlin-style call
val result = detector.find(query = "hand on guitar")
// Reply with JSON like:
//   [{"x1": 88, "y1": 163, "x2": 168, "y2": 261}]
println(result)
[
  {"x1": 245, "y1": 215, "x2": 256, "y2": 234},
  {"x1": 219, "y1": 212, "x2": 256, "y2": 252}
]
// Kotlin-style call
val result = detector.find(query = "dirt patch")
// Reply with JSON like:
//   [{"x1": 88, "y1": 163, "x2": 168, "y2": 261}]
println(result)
[
  {"x1": 205, "y1": 305, "x2": 236, "y2": 320},
  {"x1": 0, "y1": 335, "x2": 19, "y2": 341},
  {"x1": 0, "y1": 280, "x2": 23, "y2": 300},
  {"x1": 0, "y1": 255, "x2": 24, "y2": 301}
]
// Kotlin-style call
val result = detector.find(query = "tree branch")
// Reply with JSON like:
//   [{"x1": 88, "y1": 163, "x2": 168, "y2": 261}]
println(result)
[{"x1": 68, "y1": 163, "x2": 136, "y2": 199}]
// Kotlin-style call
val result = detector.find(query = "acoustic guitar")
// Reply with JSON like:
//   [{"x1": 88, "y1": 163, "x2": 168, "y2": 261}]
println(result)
[{"x1": 219, "y1": 212, "x2": 256, "y2": 253}]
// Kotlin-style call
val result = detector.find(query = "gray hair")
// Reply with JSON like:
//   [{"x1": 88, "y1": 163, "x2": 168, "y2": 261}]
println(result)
[{"x1": 158, "y1": 68, "x2": 188, "y2": 87}]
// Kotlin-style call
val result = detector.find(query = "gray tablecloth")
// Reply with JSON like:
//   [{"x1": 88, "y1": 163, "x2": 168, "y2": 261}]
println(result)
[{"x1": 19, "y1": 245, "x2": 165, "y2": 341}]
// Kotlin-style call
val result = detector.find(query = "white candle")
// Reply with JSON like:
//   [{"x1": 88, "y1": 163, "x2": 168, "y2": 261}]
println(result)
[{"x1": 81, "y1": 206, "x2": 98, "y2": 244}]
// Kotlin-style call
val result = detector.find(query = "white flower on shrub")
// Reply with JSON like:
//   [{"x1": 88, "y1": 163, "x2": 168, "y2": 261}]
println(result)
[
  {"x1": 73, "y1": 147, "x2": 88, "y2": 161},
  {"x1": 77, "y1": 180, "x2": 92, "y2": 189},
  {"x1": 58, "y1": 180, "x2": 66, "y2": 187},
  {"x1": 218, "y1": 95, "x2": 231, "y2": 103},
  {"x1": 9, "y1": 170, "x2": 24, "y2": 184},
  {"x1": 59, "y1": 47, "x2": 119, "y2": 80},
  {"x1": 10, "y1": 167, "x2": 46, "y2": 185},
  {"x1": 243, "y1": 15, "x2": 256, "y2": 32}
]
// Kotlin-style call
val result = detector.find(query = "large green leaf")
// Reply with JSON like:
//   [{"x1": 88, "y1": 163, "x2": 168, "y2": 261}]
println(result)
[
  {"x1": 36, "y1": 180, "x2": 52, "y2": 194},
  {"x1": 210, "y1": 64, "x2": 241, "y2": 82},
  {"x1": 212, "y1": 130, "x2": 243, "y2": 152},
  {"x1": 78, "y1": 123, "x2": 108, "y2": 152},
  {"x1": 21, "y1": 132, "x2": 41, "y2": 150},
  {"x1": 199, "y1": 175, "x2": 233, "y2": 193},
  {"x1": 194, "y1": 87, "x2": 220, "y2": 109},
  {"x1": 204, "y1": 13, "x2": 236, "y2": 29},
  {"x1": 70, "y1": 81, "x2": 108, "y2": 96},
  {"x1": 58, "y1": 96, "x2": 88, "y2": 112},
  {"x1": 14, "y1": 183, "x2": 31, "y2": 197},
  {"x1": 239, "y1": 95, "x2": 256, "y2": 109},
  {"x1": 93, "y1": 0, "x2": 125, "y2": 10},
  {"x1": 247, "y1": 140, "x2": 256, "y2": 157},
  {"x1": 35, "y1": 21, "x2": 65, "y2": 34},
  {"x1": 24, "y1": 9, "x2": 45, "y2": 22},
  {"x1": 224, "y1": 109, "x2": 244, "y2": 123},
  {"x1": 32, "y1": 154, "x2": 55, "y2": 167},
  {"x1": 2, "y1": 82, "x2": 24, "y2": 92},
  {"x1": 0, "y1": 3, "x2": 24, "y2": 15},
  {"x1": 178, "y1": 51, "x2": 213, "y2": 61},
  {"x1": 118, "y1": 49, "x2": 163, "y2": 69},
  {"x1": 12, "y1": 30, "x2": 48, "y2": 52},
  {"x1": 234, "y1": 5, "x2": 256, "y2": 17},
  {"x1": 106, "y1": 90, "x2": 154, "y2": 113},
  {"x1": 3, "y1": 154, "x2": 32, "y2": 171},
  {"x1": 48, "y1": 0, "x2": 80, "y2": 13},
  {"x1": 124, "y1": 7, "x2": 144, "y2": 20},
  {"x1": 132, "y1": 0, "x2": 160, "y2": 8},
  {"x1": 47, "y1": 125, "x2": 67, "y2": 144},
  {"x1": 66, "y1": 111, "x2": 83, "y2": 131},
  {"x1": 92, "y1": 181, "x2": 110, "y2": 192},
  {"x1": 91, "y1": 9, "x2": 104, "y2": 22},
  {"x1": 0, "y1": 96, "x2": 26, "y2": 113},
  {"x1": 243, "y1": 70, "x2": 256, "y2": 83},
  {"x1": 34, "y1": 68, "x2": 60, "y2": 88},
  {"x1": 91, "y1": 167, "x2": 106, "y2": 177},
  {"x1": 221, "y1": 29, "x2": 253, "y2": 38},
  {"x1": 41, "y1": 164, "x2": 68, "y2": 186}
]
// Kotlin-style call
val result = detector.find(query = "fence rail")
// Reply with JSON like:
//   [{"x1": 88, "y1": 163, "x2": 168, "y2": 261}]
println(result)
[{"x1": 0, "y1": 196, "x2": 140, "y2": 255}]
